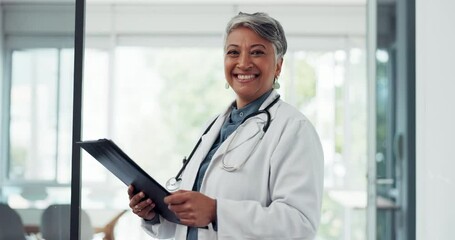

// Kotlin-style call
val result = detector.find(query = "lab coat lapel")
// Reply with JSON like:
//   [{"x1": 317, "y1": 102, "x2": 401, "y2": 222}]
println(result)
[
  {"x1": 261, "y1": 90, "x2": 280, "y2": 121},
  {"x1": 219, "y1": 120, "x2": 264, "y2": 155},
  {"x1": 211, "y1": 91, "x2": 281, "y2": 160},
  {"x1": 179, "y1": 108, "x2": 230, "y2": 190},
  {"x1": 182, "y1": 92, "x2": 281, "y2": 189},
  {"x1": 227, "y1": 91, "x2": 281, "y2": 150}
]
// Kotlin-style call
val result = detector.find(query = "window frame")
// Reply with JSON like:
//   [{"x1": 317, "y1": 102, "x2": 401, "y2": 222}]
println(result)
[{"x1": 1, "y1": 37, "x2": 74, "y2": 188}]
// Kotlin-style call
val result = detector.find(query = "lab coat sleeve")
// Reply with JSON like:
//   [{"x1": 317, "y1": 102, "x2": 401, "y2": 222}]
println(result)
[
  {"x1": 141, "y1": 215, "x2": 177, "y2": 239},
  {"x1": 216, "y1": 119, "x2": 324, "y2": 239}
]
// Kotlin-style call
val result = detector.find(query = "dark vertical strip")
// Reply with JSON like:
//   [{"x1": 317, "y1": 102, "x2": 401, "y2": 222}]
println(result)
[
  {"x1": 407, "y1": 0, "x2": 416, "y2": 239},
  {"x1": 4, "y1": 52, "x2": 12, "y2": 180},
  {"x1": 70, "y1": 0, "x2": 85, "y2": 239},
  {"x1": 56, "y1": 50, "x2": 61, "y2": 179}
]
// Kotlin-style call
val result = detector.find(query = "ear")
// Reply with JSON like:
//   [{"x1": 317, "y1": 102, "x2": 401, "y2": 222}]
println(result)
[{"x1": 275, "y1": 58, "x2": 284, "y2": 77}]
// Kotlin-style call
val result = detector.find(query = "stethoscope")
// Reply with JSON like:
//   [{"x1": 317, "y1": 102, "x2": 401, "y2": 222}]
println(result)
[{"x1": 165, "y1": 95, "x2": 280, "y2": 191}]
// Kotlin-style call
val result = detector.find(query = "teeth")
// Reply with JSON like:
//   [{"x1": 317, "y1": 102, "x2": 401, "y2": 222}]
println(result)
[{"x1": 237, "y1": 74, "x2": 255, "y2": 80}]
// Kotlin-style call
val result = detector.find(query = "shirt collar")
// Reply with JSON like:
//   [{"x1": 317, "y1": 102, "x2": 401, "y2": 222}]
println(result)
[{"x1": 230, "y1": 90, "x2": 273, "y2": 124}]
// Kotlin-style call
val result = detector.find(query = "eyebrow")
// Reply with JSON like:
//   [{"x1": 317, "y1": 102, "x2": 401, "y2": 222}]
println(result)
[{"x1": 226, "y1": 44, "x2": 267, "y2": 49}]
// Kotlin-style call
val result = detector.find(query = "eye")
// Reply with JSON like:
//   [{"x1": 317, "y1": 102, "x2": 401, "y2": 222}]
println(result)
[
  {"x1": 251, "y1": 50, "x2": 265, "y2": 56},
  {"x1": 226, "y1": 50, "x2": 239, "y2": 57}
]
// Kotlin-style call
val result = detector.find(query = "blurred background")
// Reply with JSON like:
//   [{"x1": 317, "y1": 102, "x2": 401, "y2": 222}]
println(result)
[{"x1": 2, "y1": 0, "x2": 449, "y2": 240}]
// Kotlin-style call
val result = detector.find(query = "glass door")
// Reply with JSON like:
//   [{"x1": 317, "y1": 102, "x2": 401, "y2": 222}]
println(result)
[
  {"x1": 368, "y1": 0, "x2": 415, "y2": 239},
  {"x1": 0, "y1": 2, "x2": 78, "y2": 239}
]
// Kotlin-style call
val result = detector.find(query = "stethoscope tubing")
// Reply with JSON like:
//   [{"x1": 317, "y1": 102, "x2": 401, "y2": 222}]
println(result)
[
  {"x1": 174, "y1": 117, "x2": 218, "y2": 182},
  {"x1": 169, "y1": 95, "x2": 280, "y2": 187},
  {"x1": 239, "y1": 95, "x2": 279, "y2": 132}
]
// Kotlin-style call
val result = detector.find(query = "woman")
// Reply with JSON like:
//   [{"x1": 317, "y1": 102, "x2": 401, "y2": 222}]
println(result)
[{"x1": 128, "y1": 12, "x2": 324, "y2": 240}]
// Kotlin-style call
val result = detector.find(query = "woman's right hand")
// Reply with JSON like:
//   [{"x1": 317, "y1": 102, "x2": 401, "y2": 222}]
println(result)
[{"x1": 128, "y1": 185, "x2": 156, "y2": 220}]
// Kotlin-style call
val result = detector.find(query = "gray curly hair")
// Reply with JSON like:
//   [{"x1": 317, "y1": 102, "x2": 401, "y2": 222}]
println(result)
[{"x1": 224, "y1": 12, "x2": 287, "y2": 60}]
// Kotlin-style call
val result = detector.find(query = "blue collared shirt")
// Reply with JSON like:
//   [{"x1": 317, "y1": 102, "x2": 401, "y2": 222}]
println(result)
[{"x1": 187, "y1": 90, "x2": 272, "y2": 240}]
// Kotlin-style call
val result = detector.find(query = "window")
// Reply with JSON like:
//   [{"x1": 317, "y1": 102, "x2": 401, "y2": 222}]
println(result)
[
  {"x1": 81, "y1": 47, "x2": 231, "y2": 209},
  {"x1": 80, "y1": 44, "x2": 367, "y2": 240},
  {"x1": 0, "y1": 3, "x2": 368, "y2": 240},
  {"x1": 2, "y1": 48, "x2": 74, "y2": 207}
]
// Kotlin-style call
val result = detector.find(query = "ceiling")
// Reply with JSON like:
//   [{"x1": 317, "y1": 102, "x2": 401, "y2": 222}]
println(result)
[{"x1": 0, "y1": 0, "x2": 366, "y2": 5}]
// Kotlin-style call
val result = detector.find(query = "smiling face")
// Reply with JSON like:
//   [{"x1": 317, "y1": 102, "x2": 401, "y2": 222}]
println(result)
[{"x1": 224, "y1": 27, "x2": 283, "y2": 108}]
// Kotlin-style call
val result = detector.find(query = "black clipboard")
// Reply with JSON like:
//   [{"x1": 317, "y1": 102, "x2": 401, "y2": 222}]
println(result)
[{"x1": 77, "y1": 138, "x2": 180, "y2": 224}]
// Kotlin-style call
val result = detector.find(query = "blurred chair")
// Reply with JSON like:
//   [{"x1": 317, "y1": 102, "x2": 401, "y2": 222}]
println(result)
[
  {"x1": 100, "y1": 209, "x2": 127, "y2": 240},
  {"x1": 40, "y1": 204, "x2": 94, "y2": 240},
  {"x1": 0, "y1": 203, "x2": 26, "y2": 240}
]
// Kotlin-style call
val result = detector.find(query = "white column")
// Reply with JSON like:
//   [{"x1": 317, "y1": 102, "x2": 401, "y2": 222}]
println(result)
[{"x1": 416, "y1": 0, "x2": 455, "y2": 239}]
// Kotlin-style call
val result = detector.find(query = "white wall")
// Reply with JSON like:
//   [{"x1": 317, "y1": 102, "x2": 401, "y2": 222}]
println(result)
[
  {"x1": 416, "y1": 0, "x2": 455, "y2": 239},
  {"x1": 83, "y1": 3, "x2": 365, "y2": 49}
]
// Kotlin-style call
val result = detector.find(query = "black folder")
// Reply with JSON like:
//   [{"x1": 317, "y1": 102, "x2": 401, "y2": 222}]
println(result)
[{"x1": 77, "y1": 138, "x2": 179, "y2": 224}]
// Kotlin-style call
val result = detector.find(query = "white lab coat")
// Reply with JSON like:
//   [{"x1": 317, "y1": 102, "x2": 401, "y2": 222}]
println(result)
[{"x1": 142, "y1": 91, "x2": 324, "y2": 240}]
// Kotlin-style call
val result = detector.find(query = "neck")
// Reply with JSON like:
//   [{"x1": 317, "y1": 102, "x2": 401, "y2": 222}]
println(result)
[{"x1": 235, "y1": 90, "x2": 273, "y2": 109}]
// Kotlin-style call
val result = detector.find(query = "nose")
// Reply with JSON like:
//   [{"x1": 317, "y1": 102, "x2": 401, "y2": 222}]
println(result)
[{"x1": 237, "y1": 52, "x2": 253, "y2": 70}]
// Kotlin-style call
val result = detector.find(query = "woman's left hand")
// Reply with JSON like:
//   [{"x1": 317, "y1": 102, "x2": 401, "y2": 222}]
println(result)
[{"x1": 164, "y1": 190, "x2": 216, "y2": 227}]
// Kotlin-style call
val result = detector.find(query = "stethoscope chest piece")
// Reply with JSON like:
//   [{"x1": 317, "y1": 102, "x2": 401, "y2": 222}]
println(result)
[
  {"x1": 165, "y1": 177, "x2": 181, "y2": 192},
  {"x1": 164, "y1": 94, "x2": 281, "y2": 191}
]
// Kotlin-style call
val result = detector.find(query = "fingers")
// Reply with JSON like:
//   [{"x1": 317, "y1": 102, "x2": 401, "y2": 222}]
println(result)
[
  {"x1": 129, "y1": 191, "x2": 143, "y2": 208},
  {"x1": 141, "y1": 203, "x2": 155, "y2": 214},
  {"x1": 133, "y1": 197, "x2": 152, "y2": 211},
  {"x1": 127, "y1": 186, "x2": 157, "y2": 220},
  {"x1": 164, "y1": 191, "x2": 216, "y2": 227},
  {"x1": 132, "y1": 198, "x2": 153, "y2": 214},
  {"x1": 164, "y1": 190, "x2": 192, "y2": 218},
  {"x1": 127, "y1": 185, "x2": 135, "y2": 199},
  {"x1": 164, "y1": 190, "x2": 189, "y2": 205},
  {"x1": 132, "y1": 199, "x2": 157, "y2": 220}
]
